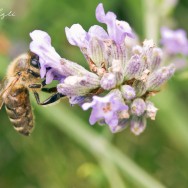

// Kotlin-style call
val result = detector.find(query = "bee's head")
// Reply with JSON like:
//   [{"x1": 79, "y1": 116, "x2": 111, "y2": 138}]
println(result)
[{"x1": 30, "y1": 53, "x2": 40, "y2": 69}]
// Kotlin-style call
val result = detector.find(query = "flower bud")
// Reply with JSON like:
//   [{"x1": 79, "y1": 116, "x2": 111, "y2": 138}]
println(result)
[
  {"x1": 121, "y1": 85, "x2": 136, "y2": 100},
  {"x1": 151, "y1": 48, "x2": 163, "y2": 71},
  {"x1": 109, "y1": 119, "x2": 129, "y2": 133},
  {"x1": 110, "y1": 59, "x2": 124, "y2": 84},
  {"x1": 89, "y1": 37, "x2": 105, "y2": 67},
  {"x1": 132, "y1": 45, "x2": 143, "y2": 55},
  {"x1": 57, "y1": 75, "x2": 100, "y2": 96},
  {"x1": 130, "y1": 116, "x2": 146, "y2": 135},
  {"x1": 103, "y1": 39, "x2": 118, "y2": 68},
  {"x1": 146, "y1": 101, "x2": 158, "y2": 120},
  {"x1": 147, "y1": 64, "x2": 175, "y2": 90},
  {"x1": 124, "y1": 54, "x2": 142, "y2": 80},
  {"x1": 131, "y1": 98, "x2": 146, "y2": 116},
  {"x1": 132, "y1": 80, "x2": 147, "y2": 97},
  {"x1": 69, "y1": 96, "x2": 92, "y2": 106},
  {"x1": 60, "y1": 58, "x2": 100, "y2": 78},
  {"x1": 100, "y1": 73, "x2": 116, "y2": 90}
]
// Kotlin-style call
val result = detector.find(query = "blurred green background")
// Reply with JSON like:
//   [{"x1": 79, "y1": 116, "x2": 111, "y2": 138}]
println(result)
[{"x1": 0, "y1": 0, "x2": 188, "y2": 187}]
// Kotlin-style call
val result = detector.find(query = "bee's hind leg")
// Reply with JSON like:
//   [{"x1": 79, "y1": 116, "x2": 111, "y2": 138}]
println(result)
[
  {"x1": 29, "y1": 83, "x2": 65, "y2": 106},
  {"x1": 33, "y1": 91, "x2": 65, "y2": 106}
]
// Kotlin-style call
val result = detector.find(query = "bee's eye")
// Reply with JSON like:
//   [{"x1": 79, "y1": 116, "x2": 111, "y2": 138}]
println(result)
[{"x1": 30, "y1": 56, "x2": 40, "y2": 68}]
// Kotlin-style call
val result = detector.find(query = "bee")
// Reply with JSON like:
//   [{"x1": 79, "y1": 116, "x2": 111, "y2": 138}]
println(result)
[{"x1": 0, "y1": 52, "x2": 64, "y2": 136}]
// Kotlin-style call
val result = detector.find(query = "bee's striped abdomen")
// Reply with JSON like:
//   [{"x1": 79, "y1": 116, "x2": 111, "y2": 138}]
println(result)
[{"x1": 4, "y1": 86, "x2": 34, "y2": 136}]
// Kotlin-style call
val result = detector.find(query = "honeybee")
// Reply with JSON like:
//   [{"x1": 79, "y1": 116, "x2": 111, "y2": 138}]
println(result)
[{"x1": 0, "y1": 52, "x2": 64, "y2": 136}]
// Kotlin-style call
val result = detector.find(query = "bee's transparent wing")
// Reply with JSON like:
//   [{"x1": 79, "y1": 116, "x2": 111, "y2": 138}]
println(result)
[{"x1": 0, "y1": 76, "x2": 18, "y2": 109}]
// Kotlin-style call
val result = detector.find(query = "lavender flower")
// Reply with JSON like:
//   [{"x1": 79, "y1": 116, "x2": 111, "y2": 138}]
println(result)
[
  {"x1": 161, "y1": 27, "x2": 188, "y2": 55},
  {"x1": 29, "y1": 3, "x2": 176, "y2": 135},
  {"x1": 82, "y1": 92, "x2": 128, "y2": 131}
]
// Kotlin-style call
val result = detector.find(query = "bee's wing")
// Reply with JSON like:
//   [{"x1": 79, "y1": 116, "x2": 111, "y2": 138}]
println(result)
[{"x1": 0, "y1": 76, "x2": 19, "y2": 109}]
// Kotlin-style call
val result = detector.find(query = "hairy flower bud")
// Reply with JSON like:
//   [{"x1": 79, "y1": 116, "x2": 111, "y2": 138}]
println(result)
[
  {"x1": 121, "y1": 85, "x2": 136, "y2": 100},
  {"x1": 131, "y1": 98, "x2": 146, "y2": 116},
  {"x1": 109, "y1": 59, "x2": 124, "y2": 84},
  {"x1": 147, "y1": 64, "x2": 175, "y2": 90},
  {"x1": 146, "y1": 101, "x2": 158, "y2": 120},
  {"x1": 132, "y1": 80, "x2": 147, "y2": 97},
  {"x1": 130, "y1": 116, "x2": 146, "y2": 135},
  {"x1": 132, "y1": 45, "x2": 143, "y2": 55},
  {"x1": 110, "y1": 119, "x2": 129, "y2": 133},
  {"x1": 151, "y1": 48, "x2": 163, "y2": 71},
  {"x1": 57, "y1": 75, "x2": 100, "y2": 96},
  {"x1": 124, "y1": 54, "x2": 142, "y2": 80},
  {"x1": 100, "y1": 73, "x2": 116, "y2": 90},
  {"x1": 89, "y1": 37, "x2": 105, "y2": 67}
]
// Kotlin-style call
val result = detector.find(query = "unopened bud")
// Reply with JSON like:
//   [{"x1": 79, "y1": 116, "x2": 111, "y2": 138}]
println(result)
[
  {"x1": 130, "y1": 116, "x2": 146, "y2": 135},
  {"x1": 131, "y1": 98, "x2": 146, "y2": 116}
]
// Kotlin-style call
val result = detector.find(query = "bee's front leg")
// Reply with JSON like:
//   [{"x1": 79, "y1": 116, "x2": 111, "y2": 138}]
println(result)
[{"x1": 28, "y1": 84, "x2": 42, "y2": 89}]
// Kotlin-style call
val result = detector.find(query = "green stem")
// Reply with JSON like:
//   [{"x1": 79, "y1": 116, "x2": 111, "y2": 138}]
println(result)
[
  {"x1": 153, "y1": 89, "x2": 188, "y2": 157},
  {"x1": 34, "y1": 102, "x2": 166, "y2": 188},
  {"x1": 143, "y1": 0, "x2": 159, "y2": 42},
  {"x1": 98, "y1": 158, "x2": 127, "y2": 188}
]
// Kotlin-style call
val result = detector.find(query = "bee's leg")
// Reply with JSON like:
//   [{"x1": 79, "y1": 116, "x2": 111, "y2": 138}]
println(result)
[
  {"x1": 41, "y1": 87, "x2": 57, "y2": 93},
  {"x1": 41, "y1": 79, "x2": 57, "y2": 93},
  {"x1": 41, "y1": 79, "x2": 47, "y2": 86},
  {"x1": 28, "y1": 84, "x2": 42, "y2": 89},
  {"x1": 29, "y1": 83, "x2": 58, "y2": 94},
  {"x1": 27, "y1": 69, "x2": 40, "y2": 78},
  {"x1": 33, "y1": 91, "x2": 65, "y2": 106}
]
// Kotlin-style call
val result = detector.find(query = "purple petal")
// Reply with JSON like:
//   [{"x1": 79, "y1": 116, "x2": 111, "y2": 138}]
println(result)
[
  {"x1": 30, "y1": 30, "x2": 51, "y2": 45},
  {"x1": 65, "y1": 24, "x2": 87, "y2": 48},
  {"x1": 88, "y1": 25, "x2": 109, "y2": 40},
  {"x1": 45, "y1": 69, "x2": 54, "y2": 84},
  {"x1": 95, "y1": 3, "x2": 133, "y2": 44},
  {"x1": 29, "y1": 30, "x2": 61, "y2": 82},
  {"x1": 40, "y1": 64, "x2": 47, "y2": 78},
  {"x1": 95, "y1": 3, "x2": 106, "y2": 23},
  {"x1": 105, "y1": 113, "x2": 118, "y2": 127}
]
